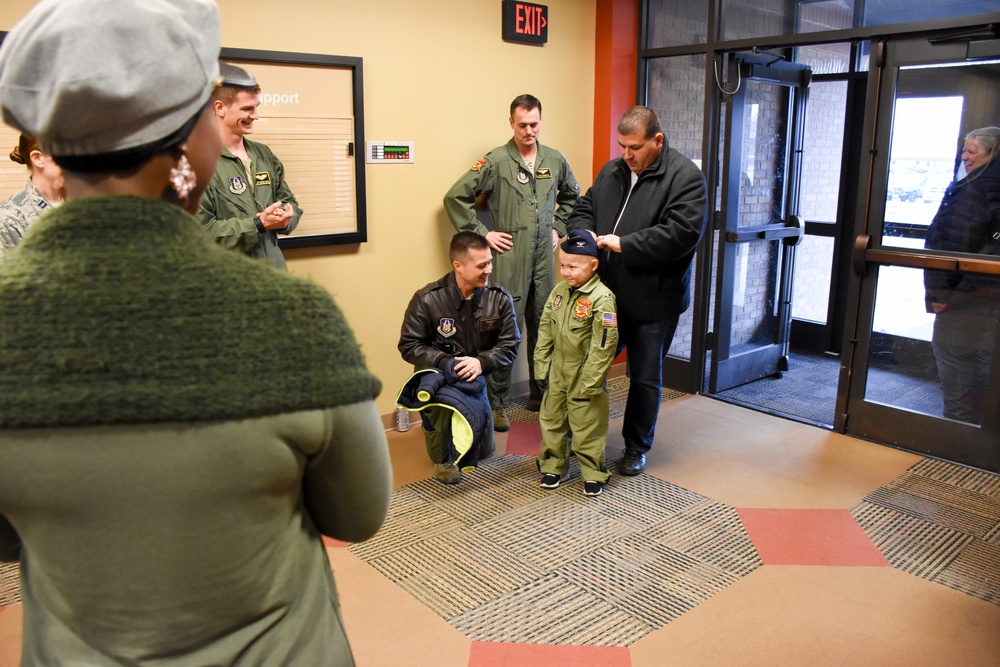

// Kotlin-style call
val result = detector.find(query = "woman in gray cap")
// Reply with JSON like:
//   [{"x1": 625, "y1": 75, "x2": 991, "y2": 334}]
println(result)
[
  {"x1": 0, "y1": 133, "x2": 64, "y2": 258},
  {"x1": 0, "y1": 1, "x2": 391, "y2": 665}
]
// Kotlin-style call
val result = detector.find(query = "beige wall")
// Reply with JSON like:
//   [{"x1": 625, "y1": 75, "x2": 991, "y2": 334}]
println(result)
[{"x1": 1, "y1": 0, "x2": 597, "y2": 418}]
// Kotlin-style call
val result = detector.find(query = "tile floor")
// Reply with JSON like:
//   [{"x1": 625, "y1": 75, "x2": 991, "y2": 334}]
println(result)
[{"x1": 1, "y1": 394, "x2": 998, "y2": 666}]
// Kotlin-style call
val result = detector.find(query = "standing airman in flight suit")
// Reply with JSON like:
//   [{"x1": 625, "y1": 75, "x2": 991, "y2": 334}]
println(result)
[
  {"x1": 535, "y1": 230, "x2": 618, "y2": 497},
  {"x1": 444, "y1": 94, "x2": 580, "y2": 431},
  {"x1": 199, "y1": 63, "x2": 301, "y2": 270}
]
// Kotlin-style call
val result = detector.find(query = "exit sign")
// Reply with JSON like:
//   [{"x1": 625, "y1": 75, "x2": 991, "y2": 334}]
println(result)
[{"x1": 502, "y1": 1, "x2": 548, "y2": 45}]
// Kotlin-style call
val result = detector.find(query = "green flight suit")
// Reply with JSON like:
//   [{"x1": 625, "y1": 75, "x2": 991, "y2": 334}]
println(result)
[
  {"x1": 444, "y1": 139, "x2": 580, "y2": 409},
  {"x1": 198, "y1": 138, "x2": 302, "y2": 270},
  {"x1": 535, "y1": 273, "x2": 618, "y2": 483}
]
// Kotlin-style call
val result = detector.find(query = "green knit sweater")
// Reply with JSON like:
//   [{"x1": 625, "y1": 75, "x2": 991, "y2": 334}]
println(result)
[{"x1": 0, "y1": 195, "x2": 380, "y2": 428}]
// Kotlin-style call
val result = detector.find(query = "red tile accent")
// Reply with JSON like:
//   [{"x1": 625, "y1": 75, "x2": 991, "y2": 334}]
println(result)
[
  {"x1": 322, "y1": 536, "x2": 348, "y2": 548},
  {"x1": 738, "y1": 508, "x2": 890, "y2": 567},
  {"x1": 504, "y1": 421, "x2": 542, "y2": 456},
  {"x1": 469, "y1": 641, "x2": 631, "y2": 666}
]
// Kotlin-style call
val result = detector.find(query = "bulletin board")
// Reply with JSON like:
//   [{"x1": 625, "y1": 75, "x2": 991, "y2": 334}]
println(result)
[
  {"x1": 0, "y1": 42, "x2": 368, "y2": 248},
  {"x1": 220, "y1": 48, "x2": 368, "y2": 247}
]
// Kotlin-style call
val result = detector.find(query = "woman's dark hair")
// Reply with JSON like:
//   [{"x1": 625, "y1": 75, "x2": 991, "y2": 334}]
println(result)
[{"x1": 9, "y1": 133, "x2": 38, "y2": 168}]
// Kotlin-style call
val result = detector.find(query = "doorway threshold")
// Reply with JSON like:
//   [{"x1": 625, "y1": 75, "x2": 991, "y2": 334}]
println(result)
[{"x1": 710, "y1": 351, "x2": 840, "y2": 427}]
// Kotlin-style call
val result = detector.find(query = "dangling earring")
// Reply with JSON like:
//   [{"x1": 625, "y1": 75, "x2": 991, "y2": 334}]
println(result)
[{"x1": 169, "y1": 154, "x2": 197, "y2": 204}]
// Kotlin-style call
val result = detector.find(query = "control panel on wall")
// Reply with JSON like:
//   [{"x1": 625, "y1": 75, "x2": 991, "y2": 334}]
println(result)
[{"x1": 365, "y1": 141, "x2": 414, "y2": 164}]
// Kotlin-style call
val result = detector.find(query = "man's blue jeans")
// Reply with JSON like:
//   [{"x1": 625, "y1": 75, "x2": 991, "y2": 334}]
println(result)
[{"x1": 617, "y1": 313, "x2": 680, "y2": 454}]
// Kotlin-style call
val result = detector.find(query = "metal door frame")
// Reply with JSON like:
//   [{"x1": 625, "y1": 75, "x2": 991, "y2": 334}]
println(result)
[
  {"x1": 709, "y1": 52, "x2": 809, "y2": 393},
  {"x1": 839, "y1": 32, "x2": 1000, "y2": 471}
]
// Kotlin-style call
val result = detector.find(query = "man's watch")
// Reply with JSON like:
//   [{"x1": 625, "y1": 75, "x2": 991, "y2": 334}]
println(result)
[{"x1": 254, "y1": 219, "x2": 266, "y2": 234}]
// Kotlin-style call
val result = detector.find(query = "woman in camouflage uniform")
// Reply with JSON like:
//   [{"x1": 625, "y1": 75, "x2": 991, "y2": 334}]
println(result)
[{"x1": 0, "y1": 134, "x2": 64, "y2": 258}]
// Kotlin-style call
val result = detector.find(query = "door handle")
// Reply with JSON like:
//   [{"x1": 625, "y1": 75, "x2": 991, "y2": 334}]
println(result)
[
  {"x1": 724, "y1": 215, "x2": 805, "y2": 244},
  {"x1": 852, "y1": 233, "x2": 1000, "y2": 275},
  {"x1": 852, "y1": 234, "x2": 871, "y2": 274},
  {"x1": 783, "y1": 215, "x2": 804, "y2": 246}
]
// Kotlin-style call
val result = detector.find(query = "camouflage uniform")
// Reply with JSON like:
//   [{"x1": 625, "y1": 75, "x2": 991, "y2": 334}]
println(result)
[{"x1": 0, "y1": 179, "x2": 54, "y2": 259}]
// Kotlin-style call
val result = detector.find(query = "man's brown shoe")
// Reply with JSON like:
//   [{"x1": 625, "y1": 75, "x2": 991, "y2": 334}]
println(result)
[
  {"x1": 433, "y1": 463, "x2": 462, "y2": 484},
  {"x1": 492, "y1": 409, "x2": 510, "y2": 432}
]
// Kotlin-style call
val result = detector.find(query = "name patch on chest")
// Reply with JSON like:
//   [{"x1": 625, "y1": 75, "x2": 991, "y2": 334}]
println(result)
[
  {"x1": 480, "y1": 317, "x2": 501, "y2": 332},
  {"x1": 254, "y1": 172, "x2": 271, "y2": 186},
  {"x1": 536, "y1": 167, "x2": 552, "y2": 179}
]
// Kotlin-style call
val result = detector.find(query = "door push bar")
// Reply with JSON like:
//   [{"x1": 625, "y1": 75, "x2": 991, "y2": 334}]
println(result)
[
  {"x1": 852, "y1": 233, "x2": 1000, "y2": 275},
  {"x1": 724, "y1": 214, "x2": 804, "y2": 246}
]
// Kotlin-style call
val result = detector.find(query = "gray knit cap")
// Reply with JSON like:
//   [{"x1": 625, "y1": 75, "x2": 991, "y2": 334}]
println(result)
[{"x1": 0, "y1": 0, "x2": 221, "y2": 158}]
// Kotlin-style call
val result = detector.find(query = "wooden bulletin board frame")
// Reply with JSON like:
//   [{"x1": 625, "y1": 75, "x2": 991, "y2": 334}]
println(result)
[{"x1": 220, "y1": 48, "x2": 368, "y2": 248}]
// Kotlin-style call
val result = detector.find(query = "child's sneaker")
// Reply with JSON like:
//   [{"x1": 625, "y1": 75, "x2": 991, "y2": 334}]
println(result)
[
  {"x1": 583, "y1": 480, "x2": 603, "y2": 496},
  {"x1": 540, "y1": 472, "x2": 569, "y2": 489}
]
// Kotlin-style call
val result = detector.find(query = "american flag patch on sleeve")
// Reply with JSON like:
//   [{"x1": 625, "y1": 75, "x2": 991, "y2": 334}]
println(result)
[{"x1": 602, "y1": 312, "x2": 617, "y2": 327}]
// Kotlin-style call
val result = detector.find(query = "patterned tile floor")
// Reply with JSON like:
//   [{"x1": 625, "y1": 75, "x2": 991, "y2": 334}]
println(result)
[
  {"x1": 852, "y1": 458, "x2": 1000, "y2": 605},
  {"x1": 349, "y1": 453, "x2": 1000, "y2": 648},
  {"x1": 350, "y1": 455, "x2": 761, "y2": 645},
  {"x1": 348, "y1": 382, "x2": 1000, "y2": 656},
  {"x1": 335, "y1": 395, "x2": 1000, "y2": 665}
]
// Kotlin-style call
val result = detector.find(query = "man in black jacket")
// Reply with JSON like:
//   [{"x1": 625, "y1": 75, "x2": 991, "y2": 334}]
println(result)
[
  {"x1": 399, "y1": 232, "x2": 520, "y2": 483},
  {"x1": 567, "y1": 106, "x2": 707, "y2": 475}
]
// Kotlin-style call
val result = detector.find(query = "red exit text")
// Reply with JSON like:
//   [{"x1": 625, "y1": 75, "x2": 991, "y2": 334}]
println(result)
[{"x1": 502, "y1": 1, "x2": 548, "y2": 45}]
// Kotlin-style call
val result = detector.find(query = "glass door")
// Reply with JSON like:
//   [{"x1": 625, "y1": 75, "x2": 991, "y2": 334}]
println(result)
[
  {"x1": 709, "y1": 53, "x2": 810, "y2": 393},
  {"x1": 842, "y1": 32, "x2": 1000, "y2": 472}
]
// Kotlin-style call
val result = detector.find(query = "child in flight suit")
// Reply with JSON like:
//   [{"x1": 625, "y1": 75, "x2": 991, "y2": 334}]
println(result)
[{"x1": 534, "y1": 229, "x2": 618, "y2": 496}]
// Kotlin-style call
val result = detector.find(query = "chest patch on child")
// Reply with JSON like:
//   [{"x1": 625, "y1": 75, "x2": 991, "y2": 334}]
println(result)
[
  {"x1": 552, "y1": 294, "x2": 563, "y2": 310},
  {"x1": 573, "y1": 297, "x2": 591, "y2": 322}
]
